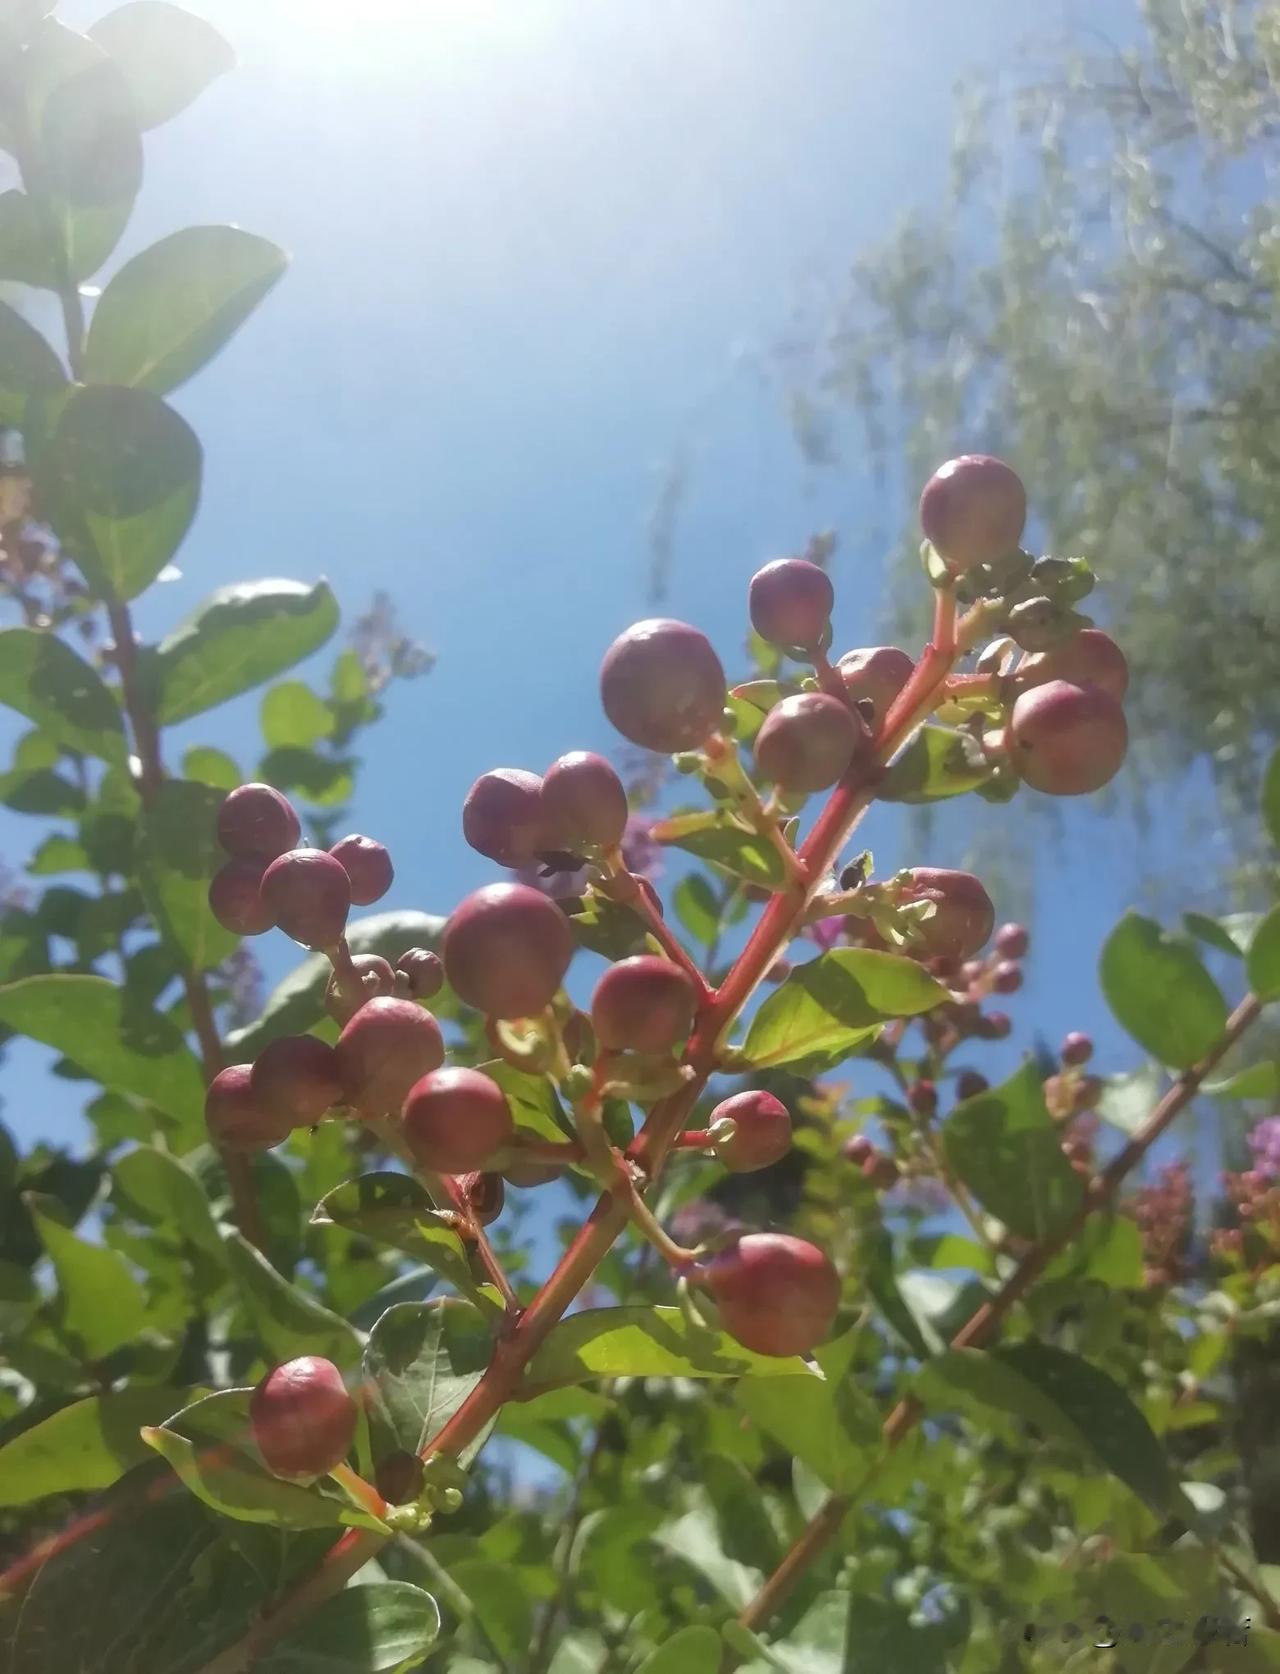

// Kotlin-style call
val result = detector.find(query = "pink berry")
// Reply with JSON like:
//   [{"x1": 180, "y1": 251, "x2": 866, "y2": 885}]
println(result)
[
  {"x1": 336, "y1": 995, "x2": 445, "y2": 1116},
  {"x1": 216, "y1": 783, "x2": 301, "y2": 860},
  {"x1": 204, "y1": 1064, "x2": 292, "y2": 1152},
  {"x1": 994, "y1": 922, "x2": 1029, "y2": 958},
  {"x1": 541, "y1": 751, "x2": 629, "y2": 851},
  {"x1": 748, "y1": 557, "x2": 834, "y2": 650},
  {"x1": 250, "y1": 1034, "x2": 343, "y2": 1126},
  {"x1": 700, "y1": 1233, "x2": 839, "y2": 1358},
  {"x1": 955, "y1": 1070, "x2": 989, "y2": 1100},
  {"x1": 1009, "y1": 679, "x2": 1128, "y2": 796},
  {"x1": 260, "y1": 848, "x2": 351, "y2": 950},
  {"x1": 442, "y1": 883, "x2": 574, "y2": 1020},
  {"x1": 980, "y1": 1010, "x2": 1012, "y2": 1040},
  {"x1": 250, "y1": 1357, "x2": 357, "y2": 1480},
  {"x1": 708, "y1": 1090, "x2": 792, "y2": 1173},
  {"x1": 1016, "y1": 629, "x2": 1129, "y2": 702},
  {"x1": 600, "y1": 619, "x2": 726, "y2": 753},
  {"x1": 591, "y1": 955, "x2": 698, "y2": 1053},
  {"x1": 908, "y1": 1080, "x2": 937, "y2": 1116},
  {"x1": 842, "y1": 1134, "x2": 874, "y2": 1166},
  {"x1": 462, "y1": 769, "x2": 547, "y2": 867},
  {"x1": 899, "y1": 868, "x2": 995, "y2": 961},
  {"x1": 402, "y1": 1066, "x2": 514, "y2": 1174},
  {"x1": 207, "y1": 857, "x2": 275, "y2": 936},
  {"x1": 754, "y1": 692, "x2": 871, "y2": 794},
  {"x1": 328, "y1": 834, "x2": 394, "y2": 906},
  {"x1": 836, "y1": 646, "x2": 915, "y2": 723},
  {"x1": 1061, "y1": 1031, "x2": 1094, "y2": 1067},
  {"x1": 919, "y1": 454, "x2": 1027, "y2": 572},
  {"x1": 992, "y1": 960, "x2": 1023, "y2": 994},
  {"x1": 396, "y1": 947, "x2": 444, "y2": 1000},
  {"x1": 324, "y1": 954, "x2": 399, "y2": 1025}
]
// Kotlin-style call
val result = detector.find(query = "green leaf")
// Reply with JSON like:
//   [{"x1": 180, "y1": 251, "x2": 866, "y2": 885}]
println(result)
[
  {"x1": 660, "y1": 813, "x2": 786, "y2": 889},
  {"x1": 182, "y1": 744, "x2": 240, "y2": 790},
  {"x1": 312, "y1": 1173, "x2": 485, "y2": 1303},
  {"x1": 260, "y1": 746, "x2": 353, "y2": 809},
  {"x1": 0, "y1": 627, "x2": 126, "y2": 764},
  {"x1": 1184, "y1": 910, "x2": 1260, "y2": 960},
  {"x1": 653, "y1": 1497, "x2": 761, "y2": 1609},
  {"x1": 737, "y1": 1373, "x2": 879, "y2": 1491},
  {"x1": 141, "y1": 1425, "x2": 377, "y2": 1529},
  {"x1": 29, "y1": 1198, "x2": 147, "y2": 1359},
  {"x1": 526, "y1": 1305, "x2": 820, "y2": 1389},
  {"x1": 0, "y1": 189, "x2": 60, "y2": 287},
  {"x1": 943, "y1": 1060, "x2": 1084, "y2": 1240},
  {"x1": 1096, "y1": 1062, "x2": 1164, "y2": 1133},
  {"x1": 27, "y1": 833, "x2": 90, "y2": 875},
  {"x1": 35, "y1": 385, "x2": 201, "y2": 602},
  {"x1": 1206, "y1": 1061, "x2": 1280, "y2": 1100},
  {"x1": 878, "y1": 724, "x2": 994, "y2": 803},
  {"x1": 449, "y1": 1560, "x2": 534, "y2": 1666},
  {"x1": 740, "y1": 949, "x2": 947, "y2": 1073},
  {"x1": 90, "y1": 1, "x2": 235, "y2": 127},
  {"x1": 0, "y1": 974, "x2": 204, "y2": 1145},
  {"x1": 152, "y1": 579, "x2": 340, "y2": 724},
  {"x1": 1042, "y1": 1213, "x2": 1143, "y2": 1289},
  {"x1": 363, "y1": 1298, "x2": 492, "y2": 1454},
  {"x1": 136, "y1": 778, "x2": 238, "y2": 971},
  {"x1": 560, "y1": 889, "x2": 653, "y2": 961},
  {"x1": 1264, "y1": 745, "x2": 1280, "y2": 849},
  {"x1": 1247, "y1": 906, "x2": 1280, "y2": 1002},
  {"x1": 85, "y1": 226, "x2": 286, "y2": 394},
  {"x1": 1100, "y1": 911, "x2": 1229, "y2": 1068},
  {"x1": 113, "y1": 1144, "x2": 224, "y2": 1261},
  {"x1": 478, "y1": 1059, "x2": 571, "y2": 1145},
  {"x1": 725, "y1": 679, "x2": 788, "y2": 745},
  {"x1": 0, "y1": 300, "x2": 66, "y2": 425},
  {"x1": 256, "y1": 1582, "x2": 441, "y2": 1673},
  {"x1": 224, "y1": 1230, "x2": 363, "y2": 1368},
  {"x1": 636, "y1": 1628, "x2": 724, "y2": 1674},
  {"x1": 672, "y1": 873, "x2": 721, "y2": 945},
  {"x1": 261, "y1": 681, "x2": 335, "y2": 749},
  {"x1": 0, "y1": 1383, "x2": 189, "y2": 1506}
]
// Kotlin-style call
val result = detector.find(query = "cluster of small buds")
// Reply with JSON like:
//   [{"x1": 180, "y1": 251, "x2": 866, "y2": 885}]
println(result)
[
  {"x1": 1122, "y1": 1161, "x2": 1194, "y2": 1287},
  {"x1": 1213, "y1": 1118, "x2": 1280, "y2": 1265}
]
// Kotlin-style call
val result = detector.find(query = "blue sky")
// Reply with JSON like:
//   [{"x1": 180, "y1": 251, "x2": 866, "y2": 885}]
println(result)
[{"x1": 4, "y1": 0, "x2": 1240, "y2": 1195}]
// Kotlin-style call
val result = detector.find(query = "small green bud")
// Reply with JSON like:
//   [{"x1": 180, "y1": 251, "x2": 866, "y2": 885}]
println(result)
[
  {"x1": 563, "y1": 1064, "x2": 595, "y2": 1102},
  {"x1": 673, "y1": 751, "x2": 702, "y2": 775}
]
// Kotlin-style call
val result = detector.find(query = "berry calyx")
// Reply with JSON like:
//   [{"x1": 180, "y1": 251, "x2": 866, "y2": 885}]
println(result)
[
  {"x1": 992, "y1": 960, "x2": 1023, "y2": 994},
  {"x1": 336, "y1": 996, "x2": 445, "y2": 1116},
  {"x1": 836, "y1": 646, "x2": 915, "y2": 723},
  {"x1": 541, "y1": 751, "x2": 628, "y2": 851},
  {"x1": 442, "y1": 883, "x2": 574, "y2": 1020},
  {"x1": 748, "y1": 557, "x2": 834, "y2": 651},
  {"x1": 699, "y1": 1233, "x2": 839, "y2": 1358},
  {"x1": 754, "y1": 692, "x2": 870, "y2": 794},
  {"x1": 1061, "y1": 1030, "x2": 1094, "y2": 1066},
  {"x1": 600, "y1": 619, "x2": 726, "y2": 753},
  {"x1": 250, "y1": 1034, "x2": 343, "y2": 1125},
  {"x1": 250, "y1": 1356, "x2": 357, "y2": 1480},
  {"x1": 328, "y1": 834, "x2": 394, "y2": 905},
  {"x1": 324, "y1": 954, "x2": 398, "y2": 1025},
  {"x1": 207, "y1": 857, "x2": 275, "y2": 937},
  {"x1": 898, "y1": 868, "x2": 995, "y2": 961},
  {"x1": 994, "y1": 922, "x2": 1029, "y2": 958},
  {"x1": 397, "y1": 947, "x2": 444, "y2": 1000},
  {"x1": 1016, "y1": 628, "x2": 1129, "y2": 702},
  {"x1": 205, "y1": 1064, "x2": 292, "y2": 1152},
  {"x1": 707, "y1": 1090, "x2": 792, "y2": 1173},
  {"x1": 260, "y1": 848, "x2": 351, "y2": 950},
  {"x1": 455, "y1": 1170, "x2": 505, "y2": 1226},
  {"x1": 402, "y1": 1066, "x2": 514, "y2": 1174},
  {"x1": 216, "y1": 783, "x2": 300, "y2": 861},
  {"x1": 919, "y1": 454, "x2": 1027, "y2": 572},
  {"x1": 462, "y1": 769, "x2": 547, "y2": 867},
  {"x1": 1009, "y1": 680, "x2": 1128, "y2": 796},
  {"x1": 590, "y1": 955, "x2": 698, "y2": 1054}
]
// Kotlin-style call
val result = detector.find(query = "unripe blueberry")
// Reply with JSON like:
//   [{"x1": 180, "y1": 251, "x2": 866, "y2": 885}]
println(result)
[
  {"x1": 402, "y1": 1066, "x2": 514, "y2": 1173},
  {"x1": 250, "y1": 1356, "x2": 357, "y2": 1480},
  {"x1": 208, "y1": 857, "x2": 275, "y2": 936},
  {"x1": 455, "y1": 1170, "x2": 505, "y2": 1226},
  {"x1": 898, "y1": 868, "x2": 995, "y2": 961},
  {"x1": 842, "y1": 1134, "x2": 873, "y2": 1166},
  {"x1": 707, "y1": 1091, "x2": 792, "y2": 1173},
  {"x1": 324, "y1": 954, "x2": 398, "y2": 1025},
  {"x1": 396, "y1": 947, "x2": 444, "y2": 1000},
  {"x1": 955, "y1": 1070, "x2": 989, "y2": 1101},
  {"x1": 375, "y1": 1450, "x2": 425, "y2": 1506},
  {"x1": 1017, "y1": 628, "x2": 1129, "y2": 702},
  {"x1": 216, "y1": 783, "x2": 300, "y2": 861},
  {"x1": 754, "y1": 692, "x2": 870, "y2": 794},
  {"x1": 992, "y1": 960, "x2": 1023, "y2": 994},
  {"x1": 907, "y1": 1080, "x2": 937, "y2": 1117},
  {"x1": 205, "y1": 1063, "x2": 292, "y2": 1152},
  {"x1": 919, "y1": 454, "x2": 1027, "y2": 572},
  {"x1": 979, "y1": 1009, "x2": 1013, "y2": 1040},
  {"x1": 591, "y1": 955, "x2": 698, "y2": 1054},
  {"x1": 541, "y1": 751, "x2": 628, "y2": 851},
  {"x1": 442, "y1": 883, "x2": 574, "y2": 1019},
  {"x1": 462, "y1": 769, "x2": 547, "y2": 867},
  {"x1": 836, "y1": 646, "x2": 915, "y2": 723},
  {"x1": 748, "y1": 557, "x2": 834, "y2": 650},
  {"x1": 260, "y1": 848, "x2": 351, "y2": 950},
  {"x1": 994, "y1": 922, "x2": 1029, "y2": 958},
  {"x1": 600, "y1": 619, "x2": 726, "y2": 753},
  {"x1": 337, "y1": 996, "x2": 445, "y2": 1116},
  {"x1": 251, "y1": 1034, "x2": 343, "y2": 1125},
  {"x1": 328, "y1": 834, "x2": 394, "y2": 905},
  {"x1": 1009, "y1": 680, "x2": 1128, "y2": 796},
  {"x1": 699, "y1": 1233, "x2": 839, "y2": 1358},
  {"x1": 1061, "y1": 1031, "x2": 1094, "y2": 1067}
]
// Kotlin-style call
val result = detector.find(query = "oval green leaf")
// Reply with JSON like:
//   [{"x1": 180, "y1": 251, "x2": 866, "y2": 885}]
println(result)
[
  {"x1": 136, "y1": 778, "x2": 238, "y2": 971},
  {"x1": 0, "y1": 1384, "x2": 190, "y2": 1507},
  {"x1": 942, "y1": 1060, "x2": 1084, "y2": 1240},
  {"x1": 741, "y1": 948, "x2": 947, "y2": 1073},
  {"x1": 1100, "y1": 911, "x2": 1229, "y2": 1068},
  {"x1": 90, "y1": 1, "x2": 235, "y2": 128},
  {"x1": 0, "y1": 627, "x2": 126, "y2": 764},
  {"x1": 29, "y1": 1199, "x2": 147, "y2": 1360},
  {"x1": 363, "y1": 1298, "x2": 493, "y2": 1455},
  {"x1": 256, "y1": 1582, "x2": 441, "y2": 1673},
  {"x1": 527, "y1": 1305, "x2": 820, "y2": 1390},
  {"x1": 1247, "y1": 905, "x2": 1280, "y2": 1003},
  {"x1": 224, "y1": 1230, "x2": 362, "y2": 1369},
  {"x1": 0, "y1": 301, "x2": 66, "y2": 425}
]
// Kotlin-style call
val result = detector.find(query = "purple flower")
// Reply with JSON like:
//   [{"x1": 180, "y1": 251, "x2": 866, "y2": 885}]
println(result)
[
  {"x1": 806, "y1": 916, "x2": 846, "y2": 951},
  {"x1": 1247, "y1": 1117, "x2": 1280, "y2": 1179},
  {"x1": 621, "y1": 815, "x2": 663, "y2": 881}
]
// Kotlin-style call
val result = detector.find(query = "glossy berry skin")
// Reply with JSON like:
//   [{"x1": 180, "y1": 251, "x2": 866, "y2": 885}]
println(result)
[
  {"x1": 208, "y1": 857, "x2": 274, "y2": 936},
  {"x1": 397, "y1": 947, "x2": 444, "y2": 1000},
  {"x1": 1009, "y1": 679, "x2": 1128, "y2": 796},
  {"x1": 324, "y1": 954, "x2": 398, "y2": 1025},
  {"x1": 541, "y1": 751, "x2": 628, "y2": 851},
  {"x1": 994, "y1": 922, "x2": 1029, "y2": 958},
  {"x1": 442, "y1": 883, "x2": 574, "y2": 1020},
  {"x1": 836, "y1": 646, "x2": 915, "y2": 723},
  {"x1": 402, "y1": 1066, "x2": 513, "y2": 1173},
  {"x1": 919, "y1": 454, "x2": 1027, "y2": 572},
  {"x1": 701, "y1": 1233, "x2": 839, "y2": 1358},
  {"x1": 980, "y1": 1010, "x2": 1013, "y2": 1040},
  {"x1": 955, "y1": 1070, "x2": 990, "y2": 1101},
  {"x1": 336, "y1": 996, "x2": 445, "y2": 1116},
  {"x1": 328, "y1": 834, "x2": 394, "y2": 905},
  {"x1": 216, "y1": 783, "x2": 300, "y2": 861},
  {"x1": 1061, "y1": 1031, "x2": 1094, "y2": 1067},
  {"x1": 899, "y1": 868, "x2": 995, "y2": 961},
  {"x1": 748, "y1": 558, "x2": 834, "y2": 650},
  {"x1": 1017, "y1": 628, "x2": 1129, "y2": 702},
  {"x1": 754, "y1": 692, "x2": 870, "y2": 794},
  {"x1": 456, "y1": 1170, "x2": 505, "y2": 1226},
  {"x1": 250, "y1": 1357, "x2": 357, "y2": 1480},
  {"x1": 993, "y1": 960, "x2": 1023, "y2": 994},
  {"x1": 708, "y1": 1090, "x2": 792, "y2": 1173},
  {"x1": 260, "y1": 848, "x2": 351, "y2": 950},
  {"x1": 600, "y1": 619, "x2": 726, "y2": 753},
  {"x1": 205, "y1": 1064, "x2": 292, "y2": 1152},
  {"x1": 591, "y1": 955, "x2": 698, "y2": 1054},
  {"x1": 842, "y1": 1134, "x2": 874, "y2": 1166},
  {"x1": 462, "y1": 769, "x2": 547, "y2": 867},
  {"x1": 251, "y1": 1034, "x2": 343, "y2": 1125}
]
